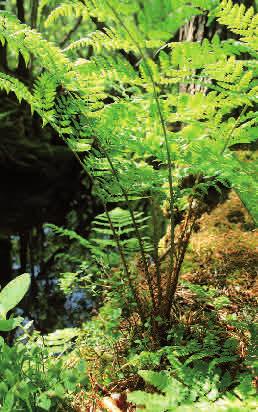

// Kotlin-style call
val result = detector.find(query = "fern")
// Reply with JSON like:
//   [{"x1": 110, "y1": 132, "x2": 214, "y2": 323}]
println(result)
[
  {"x1": 43, "y1": 328, "x2": 80, "y2": 355},
  {"x1": 46, "y1": 224, "x2": 94, "y2": 251},
  {"x1": 0, "y1": 0, "x2": 257, "y2": 329},
  {"x1": 0, "y1": 11, "x2": 70, "y2": 74},
  {"x1": 48, "y1": 208, "x2": 152, "y2": 258},
  {"x1": 128, "y1": 334, "x2": 255, "y2": 411}
]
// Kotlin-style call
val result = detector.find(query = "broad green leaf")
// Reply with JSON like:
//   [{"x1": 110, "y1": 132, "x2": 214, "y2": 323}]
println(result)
[
  {"x1": 0, "y1": 317, "x2": 24, "y2": 332},
  {"x1": 36, "y1": 393, "x2": 52, "y2": 411},
  {"x1": 0, "y1": 274, "x2": 31, "y2": 319},
  {"x1": 2, "y1": 390, "x2": 14, "y2": 412}
]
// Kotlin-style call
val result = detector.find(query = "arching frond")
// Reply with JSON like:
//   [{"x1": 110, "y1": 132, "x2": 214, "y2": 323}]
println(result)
[
  {"x1": 0, "y1": 73, "x2": 33, "y2": 104},
  {"x1": 0, "y1": 11, "x2": 70, "y2": 74},
  {"x1": 44, "y1": 0, "x2": 89, "y2": 27}
]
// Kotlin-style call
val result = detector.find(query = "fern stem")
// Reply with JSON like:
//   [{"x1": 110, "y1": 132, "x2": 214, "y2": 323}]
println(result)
[
  {"x1": 102, "y1": 149, "x2": 156, "y2": 309},
  {"x1": 150, "y1": 193, "x2": 162, "y2": 308},
  {"x1": 104, "y1": 0, "x2": 175, "y2": 303},
  {"x1": 169, "y1": 213, "x2": 197, "y2": 303},
  {"x1": 166, "y1": 175, "x2": 200, "y2": 315},
  {"x1": 220, "y1": 104, "x2": 248, "y2": 155}
]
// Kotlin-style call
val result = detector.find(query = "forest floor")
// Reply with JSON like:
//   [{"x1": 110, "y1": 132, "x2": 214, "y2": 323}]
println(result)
[
  {"x1": 181, "y1": 191, "x2": 257, "y2": 319},
  {"x1": 73, "y1": 191, "x2": 257, "y2": 412}
]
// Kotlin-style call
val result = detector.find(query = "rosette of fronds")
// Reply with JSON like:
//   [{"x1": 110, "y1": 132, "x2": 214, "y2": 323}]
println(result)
[{"x1": 0, "y1": 0, "x2": 257, "y2": 331}]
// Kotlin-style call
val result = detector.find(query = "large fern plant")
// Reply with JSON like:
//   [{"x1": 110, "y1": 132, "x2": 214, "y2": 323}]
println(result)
[{"x1": 0, "y1": 0, "x2": 257, "y2": 335}]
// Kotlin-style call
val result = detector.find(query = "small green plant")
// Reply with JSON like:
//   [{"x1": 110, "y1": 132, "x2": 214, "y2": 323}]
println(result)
[
  {"x1": 182, "y1": 281, "x2": 232, "y2": 310},
  {"x1": 128, "y1": 369, "x2": 257, "y2": 412},
  {"x1": 0, "y1": 335, "x2": 88, "y2": 412},
  {"x1": 0, "y1": 274, "x2": 30, "y2": 332},
  {"x1": 0, "y1": 274, "x2": 88, "y2": 411},
  {"x1": 78, "y1": 300, "x2": 125, "y2": 384},
  {"x1": 128, "y1": 333, "x2": 257, "y2": 412}
]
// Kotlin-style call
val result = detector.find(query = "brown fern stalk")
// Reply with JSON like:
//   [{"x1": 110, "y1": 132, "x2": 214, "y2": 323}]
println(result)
[
  {"x1": 166, "y1": 175, "x2": 201, "y2": 315},
  {"x1": 102, "y1": 149, "x2": 157, "y2": 310},
  {"x1": 150, "y1": 193, "x2": 162, "y2": 308},
  {"x1": 104, "y1": 0, "x2": 176, "y2": 316}
]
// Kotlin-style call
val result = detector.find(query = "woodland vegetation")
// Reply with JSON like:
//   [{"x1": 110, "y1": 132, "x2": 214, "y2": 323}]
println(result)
[{"x1": 0, "y1": 0, "x2": 257, "y2": 411}]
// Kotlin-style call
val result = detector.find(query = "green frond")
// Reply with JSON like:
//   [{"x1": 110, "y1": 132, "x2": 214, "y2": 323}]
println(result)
[
  {"x1": 46, "y1": 224, "x2": 94, "y2": 251},
  {"x1": 217, "y1": 0, "x2": 258, "y2": 50},
  {"x1": 63, "y1": 28, "x2": 137, "y2": 54},
  {"x1": 228, "y1": 155, "x2": 258, "y2": 225},
  {"x1": 43, "y1": 328, "x2": 80, "y2": 354},
  {"x1": 0, "y1": 11, "x2": 70, "y2": 75},
  {"x1": 44, "y1": 1, "x2": 89, "y2": 28},
  {"x1": 73, "y1": 55, "x2": 138, "y2": 89},
  {"x1": 0, "y1": 73, "x2": 33, "y2": 104},
  {"x1": 33, "y1": 72, "x2": 57, "y2": 124},
  {"x1": 169, "y1": 36, "x2": 230, "y2": 69},
  {"x1": 92, "y1": 208, "x2": 153, "y2": 255}
]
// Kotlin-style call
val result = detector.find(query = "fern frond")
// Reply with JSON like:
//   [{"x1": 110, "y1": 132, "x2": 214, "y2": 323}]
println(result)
[
  {"x1": 46, "y1": 224, "x2": 94, "y2": 251},
  {"x1": 92, "y1": 208, "x2": 153, "y2": 255},
  {"x1": 63, "y1": 28, "x2": 137, "y2": 54},
  {"x1": 0, "y1": 11, "x2": 70, "y2": 75},
  {"x1": 228, "y1": 155, "x2": 258, "y2": 225},
  {"x1": 170, "y1": 36, "x2": 232, "y2": 69},
  {"x1": 139, "y1": 370, "x2": 171, "y2": 393},
  {"x1": 0, "y1": 73, "x2": 33, "y2": 104},
  {"x1": 45, "y1": 1, "x2": 89, "y2": 28},
  {"x1": 217, "y1": 0, "x2": 258, "y2": 50},
  {"x1": 33, "y1": 72, "x2": 58, "y2": 124},
  {"x1": 43, "y1": 327, "x2": 80, "y2": 354}
]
